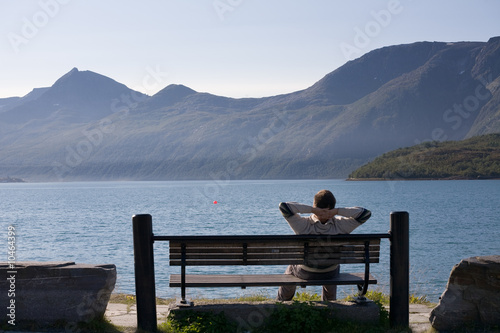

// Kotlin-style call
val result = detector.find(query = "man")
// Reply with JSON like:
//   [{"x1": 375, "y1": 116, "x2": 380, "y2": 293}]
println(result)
[{"x1": 277, "y1": 189, "x2": 371, "y2": 301}]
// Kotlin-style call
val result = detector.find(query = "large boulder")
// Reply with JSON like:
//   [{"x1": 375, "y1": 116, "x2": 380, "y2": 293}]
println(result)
[
  {"x1": 429, "y1": 255, "x2": 500, "y2": 331},
  {"x1": 0, "y1": 261, "x2": 116, "y2": 326}
]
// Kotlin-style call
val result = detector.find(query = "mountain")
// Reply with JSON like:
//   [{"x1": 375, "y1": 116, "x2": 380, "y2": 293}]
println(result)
[
  {"x1": 0, "y1": 38, "x2": 499, "y2": 181},
  {"x1": 0, "y1": 87, "x2": 49, "y2": 112},
  {"x1": 348, "y1": 133, "x2": 500, "y2": 180},
  {"x1": 0, "y1": 97, "x2": 21, "y2": 111},
  {"x1": 1, "y1": 67, "x2": 147, "y2": 125}
]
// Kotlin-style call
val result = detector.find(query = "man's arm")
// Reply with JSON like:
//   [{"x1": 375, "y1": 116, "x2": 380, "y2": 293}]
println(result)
[
  {"x1": 279, "y1": 202, "x2": 313, "y2": 218},
  {"x1": 279, "y1": 202, "x2": 315, "y2": 234},
  {"x1": 336, "y1": 207, "x2": 371, "y2": 224},
  {"x1": 279, "y1": 202, "x2": 372, "y2": 235},
  {"x1": 282, "y1": 204, "x2": 371, "y2": 224},
  {"x1": 330, "y1": 207, "x2": 372, "y2": 234}
]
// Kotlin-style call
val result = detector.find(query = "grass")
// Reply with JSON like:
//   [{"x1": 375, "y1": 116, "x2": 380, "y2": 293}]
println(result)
[
  {"x1": 409, "y1": 294, "x2": 432, "y2": 305},
  {"x1": 294, "y1": 289, "x2": 433, "y2": 306},
  {"x1": 109, "y1": 289, "x2": 433, "y2": 306},
  {"x1": 109, "y1": 293, "x2": 175, "y2": 313}
]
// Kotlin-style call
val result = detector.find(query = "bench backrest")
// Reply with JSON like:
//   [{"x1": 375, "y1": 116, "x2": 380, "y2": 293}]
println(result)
[{"x1": 165, "y1": 235, "x2": 381, "y2": 268}]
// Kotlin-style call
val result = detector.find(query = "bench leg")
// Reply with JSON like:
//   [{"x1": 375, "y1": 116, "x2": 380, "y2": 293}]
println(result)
[
  {"x1": 354, "y1": 284, "x2": 368, "y2": 304},
  {"x1": 177, "y1": 299, "x2": 194, "y2": 307},
  {"x1": 177, "y1": 278, "x2": 193, "y2": 307},
  {"x1": 178, "y1": 244, "x2": 193, "y2": 306}
]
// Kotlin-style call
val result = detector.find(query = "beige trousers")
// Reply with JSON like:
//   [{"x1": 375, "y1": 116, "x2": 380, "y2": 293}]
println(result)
[{"x1": 277, "y1": 265, "x2": 340, "y2": 302}]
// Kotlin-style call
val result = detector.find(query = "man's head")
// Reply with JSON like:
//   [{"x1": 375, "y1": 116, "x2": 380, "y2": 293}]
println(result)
[{"x1": 313, "y1": 189, "x2": 336, "y2": 209}]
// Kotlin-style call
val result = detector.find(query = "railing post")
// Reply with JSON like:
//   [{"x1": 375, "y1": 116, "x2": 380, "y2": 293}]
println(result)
[
  {"x1": 389, "y1": 211, "x2": 409, "y2": 328},
  {"x1": 133, "y1": 214, "x2": 157, "y2": 332}
]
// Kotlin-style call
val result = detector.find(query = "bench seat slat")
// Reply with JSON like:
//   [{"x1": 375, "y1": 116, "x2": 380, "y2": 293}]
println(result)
[
  {"x1": 169, "y1": 251, "x2": 380, "y2": 261},
  {"x1": 169, "y1": 257, "x2": 379, "y2": 266},
  {"x1": 169, "y1": 272, "x2": 377, "y2": 288},
  {"x1": 169, "y1": 245, "x2": 381, "y2": 254}
]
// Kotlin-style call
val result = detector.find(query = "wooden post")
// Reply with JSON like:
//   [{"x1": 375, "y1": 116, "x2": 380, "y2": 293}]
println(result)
[
  {"x1": 390, "y1": 211, "x2": 409, "y2": 328},
  {"x1": 133, "y1": 214, "x2": 157, "y2": 332}
]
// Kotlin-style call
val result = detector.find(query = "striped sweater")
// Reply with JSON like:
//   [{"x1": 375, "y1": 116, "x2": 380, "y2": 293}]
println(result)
[
  {"x1": 279, "y1": 202, "x2": 371, "y2": 235},
  {"x1": 279, "y1": 202, "x2": 372, "y2": 273}
]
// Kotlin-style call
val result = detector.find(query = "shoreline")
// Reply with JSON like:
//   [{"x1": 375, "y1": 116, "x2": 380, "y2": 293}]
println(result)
[
  {"x1": 2, "y1": 177, "x2": 500, "y2": 184},
  {"x1": 346, "y1": 177, "x2": 500, "y2": 181},
  {"x1": 0, "y1": 177, "x2": 26, "y2": 183}
]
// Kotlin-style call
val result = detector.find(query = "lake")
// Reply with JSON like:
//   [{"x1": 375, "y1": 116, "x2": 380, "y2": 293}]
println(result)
[{"x1": 1, "y1": 179, "x2": 498, "y2": 302}]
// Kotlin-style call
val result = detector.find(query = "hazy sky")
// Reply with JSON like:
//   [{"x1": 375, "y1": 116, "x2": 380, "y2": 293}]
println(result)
[{"x1": 1, "y1": 0, "x2": 499, "y2": 99}]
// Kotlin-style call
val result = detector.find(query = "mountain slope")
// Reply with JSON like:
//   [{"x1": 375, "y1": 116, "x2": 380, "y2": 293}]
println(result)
[
  {"x1": 466, "y1": 36, "x2": 500, "y2": 137},
  {"x1": 0, "y1": 38, "x2": 499, "y2": 181},
  {"x1": 334, "y1": 41, "x2": 488, "y2": 154},
  {"x1": 303, "y1": 41, "x2": 450, "y2": 105}
]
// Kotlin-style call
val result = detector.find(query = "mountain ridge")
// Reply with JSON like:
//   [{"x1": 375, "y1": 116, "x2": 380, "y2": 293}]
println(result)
[
  {"x1": 1, "y1": 67, "x2": 147, "y2": 125},
  {"x1": 1, "y1": 37, "x2": 499, "y2": 181}
]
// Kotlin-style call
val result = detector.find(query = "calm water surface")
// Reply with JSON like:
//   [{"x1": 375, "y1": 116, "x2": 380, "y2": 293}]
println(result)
[{"x1": 1, "y1": 179, "x2": 498, "y2": 302}]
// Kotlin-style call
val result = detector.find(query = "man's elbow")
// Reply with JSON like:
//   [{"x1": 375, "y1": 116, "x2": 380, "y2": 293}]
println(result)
[
  {"x1": 356, "y1": 208, "x2": 371, "y2": 224},
  {"x1": 279, "y1": 202, "x2": 294, "y2": 218}
]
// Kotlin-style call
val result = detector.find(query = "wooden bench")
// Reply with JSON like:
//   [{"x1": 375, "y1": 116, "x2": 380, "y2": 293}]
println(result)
[
  {"x1": 163, "y1": 234, "x2": 386, "y2": 305},
  {"x1": 132, "y1": 212, "x2": 409, "y2": 331}
]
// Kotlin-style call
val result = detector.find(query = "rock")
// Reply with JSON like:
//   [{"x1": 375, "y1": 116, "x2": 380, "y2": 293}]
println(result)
[
  {"x1": 429, "y1": 255, "x2": 500, "y2": 331},
  {"x1": 0, "y1": 261, "x2": 116, "y2": 326},
  {"x1": 168, "y1": 300, "x2": 380, "y2": 331}
]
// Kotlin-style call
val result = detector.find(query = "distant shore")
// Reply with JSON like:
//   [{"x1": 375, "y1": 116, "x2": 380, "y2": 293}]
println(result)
[
  {"x1": 0, "y1": 177, "x2": 26, "y2": 183},
  {"x1": 346, "y1": 177, "x2": 500, "y2": 181}
]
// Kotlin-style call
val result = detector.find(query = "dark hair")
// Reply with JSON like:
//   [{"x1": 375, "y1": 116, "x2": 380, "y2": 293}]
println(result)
[{"x1": 313, "y1": 190, "x2": 336, "y2": 209}]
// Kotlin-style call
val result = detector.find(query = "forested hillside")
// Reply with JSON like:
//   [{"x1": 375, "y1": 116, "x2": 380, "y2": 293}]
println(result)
[{"x1": 348, "y1": 134, "x2": 500, "y2": 180}]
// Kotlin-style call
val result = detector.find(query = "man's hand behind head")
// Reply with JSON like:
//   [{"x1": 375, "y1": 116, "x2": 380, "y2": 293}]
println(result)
[{"x1": 311, "y1": 207, "x2": 338, "y2": 223}]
